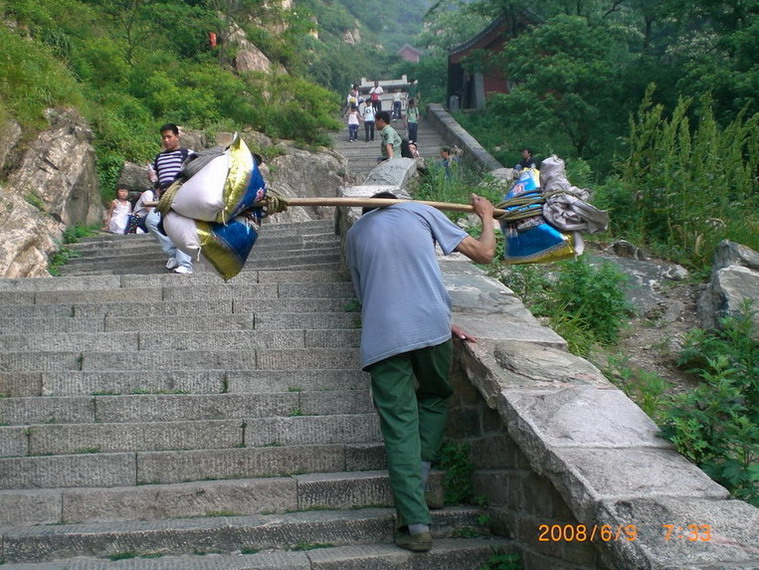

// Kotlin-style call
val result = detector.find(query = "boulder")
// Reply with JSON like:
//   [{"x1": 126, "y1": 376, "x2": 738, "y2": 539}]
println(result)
[
  {"x1": 117, "y1": 162, "x2": 152, "y2": 194},
  {"x1": 264, "y1": 146, "x2": 353, "y2": 224},
  {"x1": 591, "y1": 251, "x2": 689, "y2": 317},
  {"x1": 0, "y1": 108, "x2": 102, "y2": 277},
  {"x1": 6, "y1": 108, "x2": 101, "y2": 227},
  {"x1": 0, "y1": 186, "x2": 62, "y2": 278},
  {"x1": 698, "y1": 240, "x2": 759, "y2": 335},
  {"x1": 363, "y1": 157, "x2": 418, "y2": 188},
  {"x1": 229, "y1": 25, "x2": 272, "y2": 73}
]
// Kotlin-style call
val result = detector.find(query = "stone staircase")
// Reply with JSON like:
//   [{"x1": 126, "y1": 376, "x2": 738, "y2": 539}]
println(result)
[
  {"x1": 0, "y1": 220, "x2": 517, "y2": 568},
  {"x1": 332, "y1": 116, "x2": 447, "y2": 179}
]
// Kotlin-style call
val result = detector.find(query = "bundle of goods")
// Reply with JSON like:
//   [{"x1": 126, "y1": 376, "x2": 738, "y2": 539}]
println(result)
[
  {"x1": 498, "y1": 155, "x2": 608, "y2": 264},
  {"x1": 157, "y1": 134, "x2": 267, "y2": 280}
]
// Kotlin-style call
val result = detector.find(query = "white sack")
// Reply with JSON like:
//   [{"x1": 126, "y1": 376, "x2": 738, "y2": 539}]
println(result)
[
  {"x1": 170, "y1": 153, "x2": 230, "y2": 221},
  {"x1": 163, "y1": 211, "x2": 201, "y2": 259}
]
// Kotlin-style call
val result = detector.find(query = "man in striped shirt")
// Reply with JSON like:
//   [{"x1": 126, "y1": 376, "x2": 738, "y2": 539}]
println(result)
[{"x1": 146, "y1": 123, "x2": 195, "y2": 274}]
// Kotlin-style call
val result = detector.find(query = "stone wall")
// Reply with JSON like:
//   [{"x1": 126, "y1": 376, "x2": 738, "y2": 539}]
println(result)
[
  {"x1": 337, "y1": 160, "x2": 759, "y2": 569},
  {"x1": 447, "y1": 359, "x2": 605, "y2": 570},
  {"x1": 425, "y1": 103, "x2": 502, "y2": 172}
]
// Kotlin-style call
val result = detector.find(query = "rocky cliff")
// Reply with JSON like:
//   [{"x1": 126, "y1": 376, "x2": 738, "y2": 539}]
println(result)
[{"x1": 0, "y1": 108, "x2": 101, "y2": 278}]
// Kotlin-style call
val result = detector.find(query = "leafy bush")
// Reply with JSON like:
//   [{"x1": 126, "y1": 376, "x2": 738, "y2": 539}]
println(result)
[
  {"x1": 500, "y1": 259, "x2": 630, "y2": 354},
  {"x1": 552, "y1": 259, "x2": 630, "y2": 345},
  {"x1": 437, "y1": 441, "x2": 474, "y2": 505},
  {"x1": 660, "y1": 304, "x2": 759, "y2": 506}
]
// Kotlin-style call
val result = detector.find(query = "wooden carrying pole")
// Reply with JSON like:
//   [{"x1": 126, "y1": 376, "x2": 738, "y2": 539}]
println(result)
[
  {"x1": 145, "y1": 197, "x2": 507, "y2": 217},
  {"x1": 280, "y1": 197, "x2": 507, "y2": 217}
]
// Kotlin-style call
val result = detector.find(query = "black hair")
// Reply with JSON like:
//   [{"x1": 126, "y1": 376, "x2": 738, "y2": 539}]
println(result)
[
  {"x1": 375, "y1": 111, "x2": 391, "y2": 124},
  {"x1": 160, "y1": 123, "x2": 179, "y2": 135},
  {"x1": 362, "y1": 191, "x2": 398, "y2": 215}
]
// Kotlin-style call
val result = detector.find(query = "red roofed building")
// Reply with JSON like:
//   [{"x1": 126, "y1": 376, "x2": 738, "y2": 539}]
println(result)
[
  {"x1": 396, "y1": 43, "x2": 422, "y2": 64},
  {"x1": 447, "y1": 16, "x2": 525, "y2": 110}
]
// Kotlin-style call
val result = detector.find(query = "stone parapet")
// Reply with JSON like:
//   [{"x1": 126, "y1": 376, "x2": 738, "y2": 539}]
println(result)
[{"x1": 426, "y1": 103, "x2": 503, "y2": 172}]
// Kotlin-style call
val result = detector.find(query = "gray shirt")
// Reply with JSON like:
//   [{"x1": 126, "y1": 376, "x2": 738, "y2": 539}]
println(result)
[{"x1": 345, "y1": 202, "x2": 468, "y2": 368}]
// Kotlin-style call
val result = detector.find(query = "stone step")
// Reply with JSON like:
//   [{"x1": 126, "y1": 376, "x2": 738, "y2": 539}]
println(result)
[
  {"x1": 57, "y1": 251, "x2": 342, "y2": 273},
  {"x1": 2, "y1": 413, "x2": 380, "y2": 457},
  {"x1": 0, "y1": 348, "x2": 361, "y2": 372},
  {"x1": 67, "y1": 236, "x2": 341, "y2": 263},
  {"x1": 70, "y1": 231, "x2": 339, "y2": 252},
  {"x1": 0, "y1": 311, "x2": 361, "y2": 334},
  {"x1": 0, "y1": 269, "x2": 349, "y2": 292},
  {"x1": 78, "y1": 219, "x2": 336, "y2": 243},
  {"x1": 1, "y1": 537, "x2": 516, "y2": 569},
  {"x1": 0, "y1": 327, "x2": 361, "y2": 352},
  {"x1": 161, "y1": 281, "x2": 356, "y2": 302},
  {"x1": 0, "y1": 507, "x2": 489, "y2": 564},
  {"x1": 0, "y1": 390, "x2": 373, "y2": 426},
  {"x1": 0, "y1": 442, "x2": 385, "y2": 489},
  {"x1": 55, "y1": 259, "x2": 344, "y2": 277},
  {"x1": 0, "y1": 329, "x2": 359, "y2": 352},
  {"x1": 0, "y1": 369, "x2": 366, "y2": 397},
  {"x1": 0, "y1": 296, "x2": 357, "y2": 319},
  {"x1": 0, "y1": 469, "x2": 417, "y2": 525}
]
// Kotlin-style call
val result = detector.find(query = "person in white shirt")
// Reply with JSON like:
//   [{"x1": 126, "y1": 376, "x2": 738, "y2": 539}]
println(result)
[
  {"x1": 369, "y1": 80, "x2": 384, "y2": 111},
  {"x1": 361, "y1": 101, "x2": 377, "y2": 142}
]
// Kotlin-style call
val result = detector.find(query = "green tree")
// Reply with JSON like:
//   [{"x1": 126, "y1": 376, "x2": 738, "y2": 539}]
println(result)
[
  {"x1": 488, "y1": 14, "x2": 633, "y2": 159},
  {"x1": 650, "y1": 0, "x2": 759, "y2": 120}
]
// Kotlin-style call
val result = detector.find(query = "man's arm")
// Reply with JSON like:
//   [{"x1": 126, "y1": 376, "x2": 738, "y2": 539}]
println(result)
[{"x1": 454, "y1": 194, "x2": 496, "y2": 264}]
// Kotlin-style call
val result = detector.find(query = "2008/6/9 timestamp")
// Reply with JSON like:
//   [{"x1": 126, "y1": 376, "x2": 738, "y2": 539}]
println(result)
[
  {"x1": 537, "y1": 524, "x2": 638, "y2": 542},
  {"x1": 662, "y1": 524, "x2": 711, "y2": 541}
]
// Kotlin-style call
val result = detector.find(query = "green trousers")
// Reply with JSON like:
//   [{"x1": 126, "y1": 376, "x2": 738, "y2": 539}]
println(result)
[{"x1": 367, "y1": 340, "x2": 454, "y2": 527}]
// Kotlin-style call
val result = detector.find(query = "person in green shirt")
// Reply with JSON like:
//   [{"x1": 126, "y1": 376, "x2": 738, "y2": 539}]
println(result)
[
  {"x1": 375, "y1": 111, "x2": 402, "y2": 161},
  {"x1": 405, "y1": 98, "x2": 420, "y2": 143}
]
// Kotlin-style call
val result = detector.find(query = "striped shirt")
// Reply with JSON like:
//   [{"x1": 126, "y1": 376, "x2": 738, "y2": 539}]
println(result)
[{"x1": 153, "y1": 148, "x2": 194, "y2": 189}]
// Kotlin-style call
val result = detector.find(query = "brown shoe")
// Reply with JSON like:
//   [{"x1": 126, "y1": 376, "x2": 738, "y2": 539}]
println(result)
[{"x1": 394, "y1": 527, "x2": 432, "y2": 552}]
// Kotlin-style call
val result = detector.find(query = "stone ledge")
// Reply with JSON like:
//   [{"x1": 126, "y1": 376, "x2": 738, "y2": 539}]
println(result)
[
  {"x1": 596, "y1": 497, "x2": 759, "y2": 569},
  {"x1": 426, "y1": 104, "x2": 503, "y2": 171}
]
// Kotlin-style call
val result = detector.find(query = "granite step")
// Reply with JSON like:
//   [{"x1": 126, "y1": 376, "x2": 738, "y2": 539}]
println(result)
[
  {"x1": 0, "y1": 328, "x2": 361, "y2": 352},
  {"x1": 0, "y1": 269, "x2": 349, "y2": 292},
  {"x1": 0, "y1": 297, "x2": 357, "y2": 319},
  {"x1": 76, "y1": 219, "x2": 336, "y2": 243},
  {"x1": 0, "y1": 348, "x2": 362, "y2": 372},
  {"x1": 57, "y1": 251, "x2": 342, "y2": 273},
  {"x1": 0, "y1": 442, "x2": 386, "y2": 489},
  {"x1": 0, "y1": 312, "x2": 360, "y2": 334},
  {"x1": 55, "y1": 260, "x2": 344, "y2": 277},
  {"x1": 1, "y1": 281, "x2": 350, "y2": 306},
  {"x1": 0, "y1": 507, "x2": 489, "y2": 564},
  {"x1": 1, "y1": 413, "x2": 380, "y2": 457},
  {"x1": 0, "y1": 537, "x2": 517, "y2": 569},
  {"x1": 0, "y1": 469, "x2": 417, "y2": 525},
  {"x1": 68, "y1": 233, "x2": 340, "y2": 255},
  {"x1": 0, "y1": 391, "x2": 373, "y2": 426},
  {"x1": 0, "y1": 369, "x2": 366, "y2": 397}
]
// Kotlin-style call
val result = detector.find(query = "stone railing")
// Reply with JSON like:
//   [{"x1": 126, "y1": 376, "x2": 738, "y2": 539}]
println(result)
[
  {"x1": 335, "y1": 160, "x2": 759, "y2": 569},
  {"x1": 425, "y1": 103, "x2": 503, "y2": 172}
]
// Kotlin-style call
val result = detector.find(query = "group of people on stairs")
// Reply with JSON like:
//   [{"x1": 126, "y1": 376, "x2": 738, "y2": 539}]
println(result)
[{"x1": 102, "y1": 123, "x2": 195, "y2": 274}]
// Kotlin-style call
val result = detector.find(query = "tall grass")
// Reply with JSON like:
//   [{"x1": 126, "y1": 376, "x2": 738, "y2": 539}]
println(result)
[
  {"x1": 596, "y1": 86, "x2": 759, "y2": 268},
  {"x1": 0, "y1": 26, "x2": 83, "y2": 132}
]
